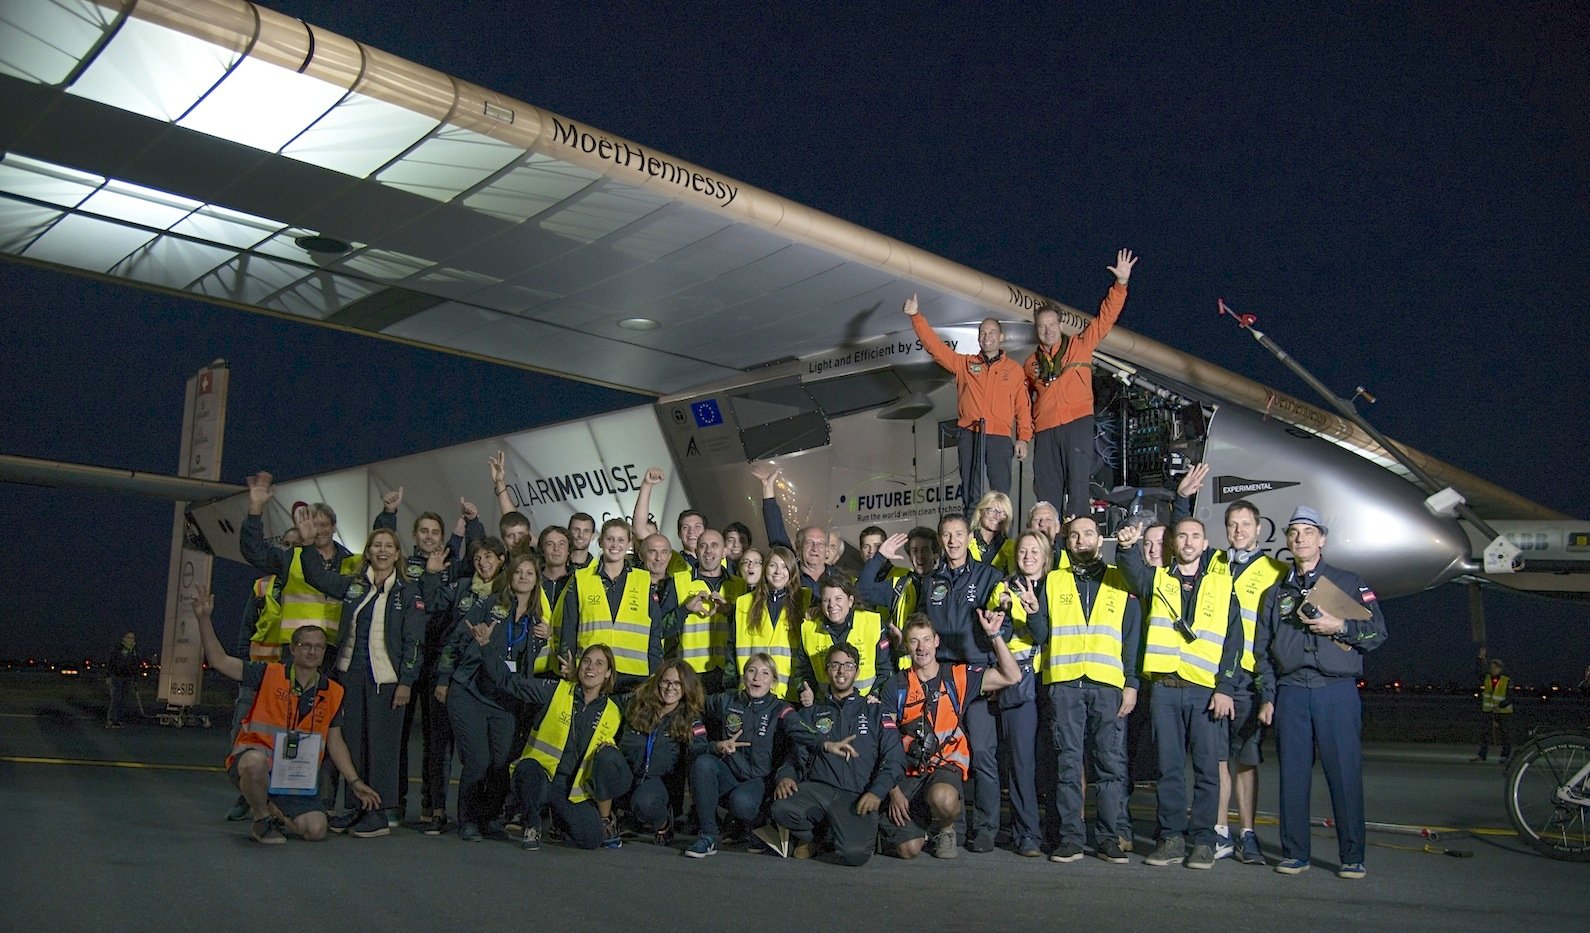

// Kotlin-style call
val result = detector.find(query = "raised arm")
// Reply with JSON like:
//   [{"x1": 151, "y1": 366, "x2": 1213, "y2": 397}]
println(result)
[
  {"x1": 1073, "y1": 248, "x2": 1136, "y2": 355},
  {"x1": 298, "y1": 547, "x2": 352, "y2": 601},
  {"x1": 975, "y1": 608, "x2": 1022, "y2": 691},
  {"x1": 374, "y1": 486, "x2": 402, "y2": 533},
  {"x1": 1112, "y1": 524, "x2": 1156, "y2": 599},
  {"x1": 904, "y1": 293, "x2": 962, "y2": 372},
  {"x1": 239, "y1": 471, "x2": 304, "y2": 574},
  {"x1": 193, "y1": 585, "x2": 243, "y2": 682},
  {"x1": 752, "y1": 463, "x2": 793, "y2": 549},
  {"x1": 632, "y1": 466, "x2": 664, "y2": 539}
]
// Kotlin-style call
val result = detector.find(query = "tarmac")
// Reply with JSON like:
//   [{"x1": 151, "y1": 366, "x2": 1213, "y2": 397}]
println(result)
[{"x1": 1, "y1": 691, "x2": 1583, "y2": 932}]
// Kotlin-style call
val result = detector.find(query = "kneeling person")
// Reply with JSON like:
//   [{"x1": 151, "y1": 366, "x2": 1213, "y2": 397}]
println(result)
[
  {"x1": 769, "y1": 643, "x2": 906, "y2": 865},
  {"x1": 880, "y1": 612, "x2": 1021, "y2": 859},
  {"x1": 194, "y1": 587, "x2": 379, "y2": 844}
]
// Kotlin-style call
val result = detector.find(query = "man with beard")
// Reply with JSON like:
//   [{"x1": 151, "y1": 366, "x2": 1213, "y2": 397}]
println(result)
[{"x1": 1010, "y1": 515, "x2": 1142, "y2": 864}]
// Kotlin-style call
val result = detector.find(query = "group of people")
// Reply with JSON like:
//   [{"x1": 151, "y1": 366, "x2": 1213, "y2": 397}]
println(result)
[{"x1": 197, "y1": 251, "x2": 1389, "y2": 877}]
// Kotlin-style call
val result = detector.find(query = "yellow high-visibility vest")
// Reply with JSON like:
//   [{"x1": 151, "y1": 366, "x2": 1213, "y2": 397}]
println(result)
[
  {"x1": 733, "y1": 591, "x2": 801, "y2": 696},
  {"x1": 1142, "y1": 561, "x2": 1232, "y2": 689},
  {"x1": 1220, "y1": 551, "x2": 1286, "y2": 673},
  {"x1": 572, "y1": 563, "x2": 653, "y2": 677},
  {"x1": 513, "y1": 680, "x2": 621, "y2": 803},
  {"x1": 257, "y1": 549, "x2": 360, "y2": 646},
  {"x1": 675, "y1": 570, "x2": 745, "y2": 674},
  {"x1": 800, "y1": 610, "x2": 885, "y2": 693},
  {"x1": 1481, "y1": 675, "x2": 1513, "y2": 714},
  {"x1": 1041, "y1": 567, "x2": 1132, "y2": 687}
]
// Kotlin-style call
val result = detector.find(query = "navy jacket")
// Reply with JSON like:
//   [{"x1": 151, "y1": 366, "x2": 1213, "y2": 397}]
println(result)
[{"x1": 1254, "y1": 560, "x2": 1387, "y2": 704}]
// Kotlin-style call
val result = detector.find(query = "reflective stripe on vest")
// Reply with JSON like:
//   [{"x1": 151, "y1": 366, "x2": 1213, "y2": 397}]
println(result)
[
  {"x1": 1223, "y1": 552, "x2": 1286, "y2": 673},
  {"x1": 899, "y1": 664, "x2": 971, "y2": 779},
  {"x1": 1481, "y1": 675, "x2": 1512, "y2": 713},
  {"x1": 573, "y1": 563, "x2": 653, "y2": 676},
  {"x1": 675, "y1": 571, "x2": 745, "y2": 674},
  {"x1": 801, "y1": 610, "x2": 885, "y2": 694},
  {"x1": 512, "y1": 680, "x2": 622, "y2": 803},
  {"x1": 1143, "y1": 563, "x2": 1231, "y2": 688},
  {"x1": 733, "y1": 592, "x2": 799, "y2": 693},
  {"x1": 228, "y1": 663, "x2": 344, "y2": 769},
  {"x1": 260, "y1": 550, "x2": 359, "y2": 646},
  {"x1": 1041, "y1": 567, "x2": 1131, "y2": 687}
]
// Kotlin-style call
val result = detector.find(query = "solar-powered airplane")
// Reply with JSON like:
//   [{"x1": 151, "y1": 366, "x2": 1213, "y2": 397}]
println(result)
[{"x1": 2, "y1": 0, "x2": 1586, "y2": 614}]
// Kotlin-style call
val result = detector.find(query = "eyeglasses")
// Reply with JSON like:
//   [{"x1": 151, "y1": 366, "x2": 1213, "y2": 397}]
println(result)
[
  {"x1": 292, "y1": 643, "x2": 327, "y2": 653},
  {"x1": 660, "y1": 680, "x2": 683, "y2": 690},
  {"x1": 826, "y1": 661, "x2": 857, "y2": 672}
]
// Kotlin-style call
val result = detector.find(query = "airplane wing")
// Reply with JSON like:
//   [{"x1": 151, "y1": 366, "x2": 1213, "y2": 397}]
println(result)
[{"x1": 0, "y1": 0, "x2": 1563, "y2": 524}]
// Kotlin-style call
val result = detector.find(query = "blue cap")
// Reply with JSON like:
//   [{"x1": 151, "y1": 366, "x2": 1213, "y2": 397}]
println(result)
[{"x1": 1287, "y1": 506, "x2": 1329, "y2": 536}]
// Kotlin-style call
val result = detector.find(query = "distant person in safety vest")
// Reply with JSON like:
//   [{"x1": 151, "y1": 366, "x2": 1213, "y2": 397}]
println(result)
[{"x1": 1473, "y1": 648, "x2": 1513, "y2": 764}]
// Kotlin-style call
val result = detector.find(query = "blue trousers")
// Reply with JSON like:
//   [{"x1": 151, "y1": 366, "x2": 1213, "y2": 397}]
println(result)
[
  {"x1": 626, "y1": 775, "x2": 672, "y2": 832},
  {"x1": 964, "y1": 693, "x2": 999, "y2": 843},
  {"x1": 447, "y1": 690, "x2": 516, "y2": 829},
  {"x1": 512, "y1": 746, "x2": 631, "y2": 849},
  {"x1": 1049, "y1": 681, "x2": 1129, "y2": 847},
  {"x1": 995, "y1": 690, "x2": 1041, "y2": 845},
  {"x1": 1276, "y1": 678, "x2": 1365, "y2": 864},
  {"x1": 1150, "y1": 683, "x2": 1222, "y2": 847},
  {"x1": 690, "y1": 755, "x2": 767, "y2": 838}
]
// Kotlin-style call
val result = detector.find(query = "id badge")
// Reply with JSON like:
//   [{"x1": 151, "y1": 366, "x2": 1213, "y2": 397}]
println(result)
[
  {"x1": 504, "y1": 658, "x2": 518, "y2": 673},
  {"x1": 269, "y1": 731, "x2": 323, "y2": 796}
]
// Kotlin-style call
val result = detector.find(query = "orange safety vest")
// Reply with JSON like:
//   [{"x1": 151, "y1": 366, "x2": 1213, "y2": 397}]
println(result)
[
  {"x1": 228, "y1": 663, "x2": 344, "y2": 769},
  {"x1": 896, "y1": 664, "x2": 971, "y2": 779}
]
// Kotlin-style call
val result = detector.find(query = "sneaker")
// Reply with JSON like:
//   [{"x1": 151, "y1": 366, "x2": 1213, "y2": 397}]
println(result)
[
  {"x1": 654, "y1": 823, "x2": 676, "y2": 847},
  {"x1": 384, "y1": 809, "x2": 400, "y2": 829},
  {"x1": 351, "y1": 811, "x2": 391, "y2": 837},
  {"x1": 932, "y1": 828, "x2": 959, "y2": 859},
  {"x1": 966, "y1": 832, "x2": 994, "y2": 853},
  {"x1": 752, "y1": 824, "x2": 791, "y2": 858},
  {"x1": 1094, "y1": 837, "x2": 1130, "y2": 864},
  {"x1": 1185, "y1": 843, "x2": 1216, "y2": 870},
  {"x1": 745, "y1": 830, "x2": 771, "y2": 854},
  {"x1": 792, "y1": 840, "x2": 817, "y2": 859},
  {"x1": 1118, "y1": 836, "x2": 1135, "y2": 853},
  {"x1": 1144, "y1": 836, "x2": 1187, "y2": 866},
  {"x1": 422, "y1": 813, "x2": 448, "y2": 836},
  {"x1": 504, "y1": 816, "x2": 524, "y2": 833},
  {"x1": 1336, "y1": 862, "x2": 1367, "y2": 880},
  {"x1": 1016, "y1": 836, "x2": 1044, "y2": 858},
  {"x1": 250, "y1": 817, "x2": 286, "y2": 845},
  {"x1": 459, "y1": 823, "x2": 482, "y2": 843},
  {"x1": 328, "y1": 810, "x2": 363, "y2": 834},
  {"x1": 1275, "y1": 857, "x2": 1312, "y2": 875},
  {"x1": 1049, "y1": 842, "x2": 1084, "y2": 863},
  {"x1": 1213, "y1": 830, "x2": 1234, "y2": 860},
  {"x1": 600, "y1": 816, "x2": 623, "y2": 850},
  {"x1": 520, "y1": 826, "x2": 541, "y2": 851},
  {"x1": 1235, "y1": 830, "x2": 1266, "y2": 865},
  {"x1": 225, "y1": 798, "x2": 250, "y2": 822},
  {"x1": 686, "y1": 836, "x2": 718, "y2": 858}
]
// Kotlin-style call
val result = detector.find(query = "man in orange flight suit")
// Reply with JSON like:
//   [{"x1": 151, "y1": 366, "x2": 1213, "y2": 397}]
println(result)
[
  {"x1": 1025, "y1": 249, "x2": 1137, "y2": 520},
  {"x1": 906, "y1": 295, "x2": 1032, "y2": 517}
]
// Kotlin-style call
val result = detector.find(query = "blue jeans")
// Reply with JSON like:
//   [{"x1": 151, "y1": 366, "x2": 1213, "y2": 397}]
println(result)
[
  {"x1": 689, "y1": 755, "x2": 766, "y2": 838},
  {"x1": 996, "y1": 690, "x2": 1041, "y2": 844}
]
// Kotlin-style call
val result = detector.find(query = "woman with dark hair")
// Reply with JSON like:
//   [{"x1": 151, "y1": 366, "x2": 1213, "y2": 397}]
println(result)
[
  {"x1": 792, "y1": 573, "x2": 893, "y2": 697},
  {"x1": 299, "y1": 526, "x2": 427, "y2": 838},
  {"x1": 471, "y1": 639, "x2": 631, "y2": 851},
  {"x1": 435, "y1": 550, "x2": 551, "y2": 841},
  {"x1": 615, "y1": 660, "x2": 707, "y2": 844},
  {"x1": 727, "y1": 546, "x2": 804, "y2": 698}
]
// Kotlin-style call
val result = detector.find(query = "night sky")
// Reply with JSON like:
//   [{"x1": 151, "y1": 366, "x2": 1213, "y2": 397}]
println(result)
[{"x1": 1, "y1": 2, "x2": 1585, "y2": 683}]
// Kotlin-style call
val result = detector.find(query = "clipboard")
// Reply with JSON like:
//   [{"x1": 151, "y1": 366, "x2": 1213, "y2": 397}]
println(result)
[{"x1": 1305, "y1": 575, "x2": 1371, "y2": 621}]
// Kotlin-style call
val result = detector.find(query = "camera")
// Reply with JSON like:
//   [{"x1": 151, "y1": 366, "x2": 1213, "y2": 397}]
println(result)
[
  {"x1": 1299, "y1": 601, "x2": 1322, "y2": 620},
  {"x1": 901, "y1": 716, "x2": 938, "y2": 770}
]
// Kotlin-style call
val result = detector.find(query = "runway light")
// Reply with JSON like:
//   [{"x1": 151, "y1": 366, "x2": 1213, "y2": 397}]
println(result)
[
  {"x1": 619, "y1": 317, "x2": 660, "y2": 331},
  {"x1": 60, "y1": 668, "x2": 80, "y2": 676}
]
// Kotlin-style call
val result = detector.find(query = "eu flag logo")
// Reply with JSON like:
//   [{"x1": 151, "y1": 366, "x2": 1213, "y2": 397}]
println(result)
[{"x1": 692, "y1": 400, "x2": 723, "y2": 428}]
